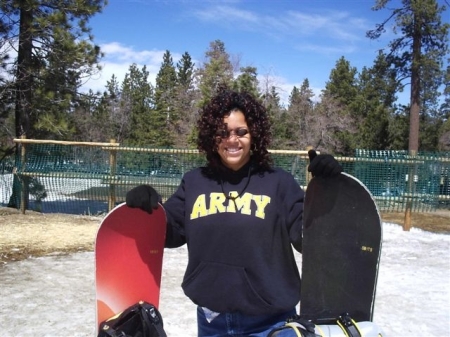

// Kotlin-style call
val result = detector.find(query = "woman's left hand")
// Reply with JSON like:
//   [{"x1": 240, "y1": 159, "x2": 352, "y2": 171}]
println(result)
[{"x1": 308, "y1": 150, "x2": 343, "y2": 177}]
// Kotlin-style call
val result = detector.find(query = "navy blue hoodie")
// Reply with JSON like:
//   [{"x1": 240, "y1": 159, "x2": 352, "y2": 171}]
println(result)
[{"x1": 163, "y1": 161, "x2": 304, "y2": 316}]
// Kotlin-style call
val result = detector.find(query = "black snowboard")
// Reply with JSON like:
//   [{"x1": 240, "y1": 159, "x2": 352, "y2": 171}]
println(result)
[{"x1": 299, "y1": 172, "x2": 382, "y2": 323}]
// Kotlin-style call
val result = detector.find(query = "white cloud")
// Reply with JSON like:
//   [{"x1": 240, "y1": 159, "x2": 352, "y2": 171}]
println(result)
[
  {"x1": 101, "y1": 42, "x2": 167, "y2": 64},
  {"x1": 295, "y1": 43, "x2": 357, "y2": 55},
  {"x1": 191, "y1": 4, "x2": 370, "y2": 46},
  {"x1": 194, "y1": 5, "x2": 258, "y2": 25},
  {"x1": 81, "y1": 42, "x2": 184, "y2": 94},
  {"x1": 283, "y1": 10, "x2": 369, "y2": 41}
]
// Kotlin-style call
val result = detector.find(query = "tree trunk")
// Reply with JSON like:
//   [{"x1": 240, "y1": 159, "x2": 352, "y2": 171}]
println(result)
[
  {"x1": 15, "y1": 3, "x2": 34, "y2": 138},
  {"x1": 408, "y1": 10, "x2": 422, "y2": 153},
  {"x1": 404, "y1": 10, "x2": 422, "y2": 231},
  {"x1": 10, "y1": 3, "x2": 34, "y2": 210}
]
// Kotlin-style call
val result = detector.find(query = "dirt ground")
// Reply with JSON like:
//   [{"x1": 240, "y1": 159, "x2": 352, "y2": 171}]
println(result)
[
  {"x1": 1, "y1": 206, "x2": 449, "y2": 264},
  {"x1": 0, "y1": 207, "x2": 101, "y2": 264}
]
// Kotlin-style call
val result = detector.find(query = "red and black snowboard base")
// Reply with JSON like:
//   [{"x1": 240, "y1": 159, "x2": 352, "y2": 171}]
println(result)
[
  {"x1": 300, "y1": 172, "x2": 382, "y2": 323},
  {"x1": 95, "y1": 203, "x2": 166, "y2": 332}
]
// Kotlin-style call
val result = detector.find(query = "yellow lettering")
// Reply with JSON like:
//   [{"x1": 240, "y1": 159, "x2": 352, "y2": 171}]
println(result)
[
  {"x1": 190, "y1": 194, "x2": 208, "y2": 219},
  {"x1": 190, "y1": 192, "x2": 271, "y2": 220},
  {"x1": 252, "y1": 195, "x2": 271, "y2": 219},
  {"x1": 233, "y1": 192, "x2": 253, "y2": 215},
  {"x1": 226, "y1": 192, "x2": 238, "y2": 212},
  {"x1": 209, "y1": 193, "x2": 227, "y2": 215}
]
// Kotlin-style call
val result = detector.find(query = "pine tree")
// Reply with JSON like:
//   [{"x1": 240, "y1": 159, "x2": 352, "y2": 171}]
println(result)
[
  {"x1": 367, "y1": 0, "x2": 450, "y2": 152},
  {"x1": 326, "y1": 57, "x2": 359, "y2": 108},
  {"x1": 298, "y1": 79, "x2": 316, "y2": 149},
  {"x1": 75, "y1": 74, "x2": 128, "y2": 143},
  {"x1": 286, "y1": 86, "x2": 302, "y2": 149},
  {"x1": 121, "y1": 64, "x2": 166, "y2": 147},
  {"x1": 177, "y1": 52, "x2": 195, "y2": 88},
  {"x1": 155, "y1": 50, "x2": 177, "y2": 123},
  {"x1": 282, "y1": 86, "x2": 301, "y2": 149},
  {"x1": 196, "y1": 40, "x2": 234, "y2": 107},
  {"x1": 72, "y1": 90, "x2": 106, "y2": 142},
  {"x1": 1, "y1": 0, "x2": 106, "y2": 209},
  {"x1": 389, "y1": 105, "x2": 410, "y2": 150},
  {"x1": 0, "y1": 13, "x2": 12, "y2": 149},
  {"x1": 233, "y1": 66, "x2": 260, "y2": 97},
  {"x1": 103, "y1": 75, "x2": 127, "y2": 143},
  {"x1": 438, "y1": 62, "x2": 450, "y2": 150},
  {"x1": 153, "y1": 50, "x2": 177, "y2": 147},
  {"x1": 0, "y1": 0, "x2": 106, "y2": 140},
  {"x1": 261, "y1": 86, "x2": 286, "y2": 149},
  {"x1": 320, "y1": 57, "x2": 359, "y2": 154},
  {"x1": 174, "y1": 52, "x2": 198, "y2": 148},
  {"x1": 356, "y1": 53, "x2": 397, "y2": 150}
]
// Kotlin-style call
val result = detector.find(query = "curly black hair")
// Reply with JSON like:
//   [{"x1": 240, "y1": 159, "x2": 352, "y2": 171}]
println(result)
[{"x1": 197, "y1": 88, "x2": 273, "y2": 171}]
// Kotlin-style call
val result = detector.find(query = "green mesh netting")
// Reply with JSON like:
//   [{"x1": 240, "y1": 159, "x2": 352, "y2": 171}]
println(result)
[
  {"x1": 1, "y1": 143, "x2": 449, "y2": 214},
  {"x1": 354, "y1": 150, "x2": 450, "y2": 212}
]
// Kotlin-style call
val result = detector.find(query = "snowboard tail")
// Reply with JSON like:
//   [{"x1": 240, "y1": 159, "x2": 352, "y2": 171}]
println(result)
[
  {"x1": 300, "y1": 173, "x2": 382, "y2": 322},
  {"x1": 95, "y1": 203, "x2": 166, "y2": 329}
]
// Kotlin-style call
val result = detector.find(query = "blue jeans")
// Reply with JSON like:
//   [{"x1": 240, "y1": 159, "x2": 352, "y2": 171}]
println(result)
[{"x1": 197, "y1": 307, "x2": 296, "y2": 337}]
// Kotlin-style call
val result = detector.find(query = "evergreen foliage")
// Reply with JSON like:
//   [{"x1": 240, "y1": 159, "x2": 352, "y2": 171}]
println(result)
[
  {"x1": 0, "y1": 0, "x2": 106, "y2": 209},
  {"x1": 285, "y1": 81, "x2": 316, "y2": 150},
  {"x1": 320, "y1": 57, "x2": 359, "y2": 154},
  {"x1": 0, "y1": 0, "x2": 106, "y2": 141},
  {"x1": 154, "y1": 51, "x2": 177, "y2": 147},
  {"x1": 261, "y1": 86, "x2": 285, "y2": 149},
  {"x1": 196, "y1": 40, "x2": 234, "y2": 107},
  {"x1": 233, "y1": 66, "x2": 260, "y2": 97},
  {"x1": 367, "y1": 0, "x2": 450, "y2": 152},
  {"x1": 0, "y1": 1, "x2": 448, "y2": 162},
  {"x1": 355, "y1": 53, "x2": 397, "y2": 150},
  {"x1": 174, "y1": 52, "x2": 198, "y2": 148}
]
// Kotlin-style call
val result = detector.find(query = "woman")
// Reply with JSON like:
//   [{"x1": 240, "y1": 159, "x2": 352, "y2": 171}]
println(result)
[{"x1": 126, "y1": 88, "x2": 342, "y2": 336}]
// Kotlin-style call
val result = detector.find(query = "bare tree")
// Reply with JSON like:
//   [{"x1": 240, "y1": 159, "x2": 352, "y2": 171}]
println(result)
[{"x1": 312, "y1": 94, "x2": 357, "y2": 154}]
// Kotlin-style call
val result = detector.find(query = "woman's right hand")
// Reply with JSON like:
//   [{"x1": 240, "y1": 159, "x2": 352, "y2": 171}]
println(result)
[{"x1": 125, "y1": 185, "x2": 160, "y2": 214}]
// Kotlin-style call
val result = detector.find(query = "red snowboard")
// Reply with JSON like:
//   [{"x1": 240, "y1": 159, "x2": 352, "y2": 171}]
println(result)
[{"x1": 95, "y1": 202, "x2": 166, "y2": 330}]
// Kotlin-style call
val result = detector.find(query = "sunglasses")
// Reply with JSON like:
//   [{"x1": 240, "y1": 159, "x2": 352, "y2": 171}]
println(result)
[{"x1": 216, "y1": 127, "x2": 249, "y2": 139}]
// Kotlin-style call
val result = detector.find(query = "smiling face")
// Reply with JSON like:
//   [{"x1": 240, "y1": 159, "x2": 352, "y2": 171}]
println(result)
[{"x1": 217, "y1": 109, "x2": 252, "y2": 171}]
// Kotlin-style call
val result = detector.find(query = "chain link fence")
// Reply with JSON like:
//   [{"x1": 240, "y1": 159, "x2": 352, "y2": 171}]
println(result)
[{"x1": 1, "y1": 140, "x2": 449, "y2": 215}]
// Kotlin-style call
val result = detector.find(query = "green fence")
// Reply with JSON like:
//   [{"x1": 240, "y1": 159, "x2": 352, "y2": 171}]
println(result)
[{"x1": 1, "y1": 139, "x2": 449, "y2": 215}]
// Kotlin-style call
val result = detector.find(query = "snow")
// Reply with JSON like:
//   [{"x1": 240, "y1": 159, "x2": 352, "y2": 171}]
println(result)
[
  {"x1": 0, "y1": 223, "x2": 449, "y2": 336},
  {"x1": 0, "y1": 175, "x2": 103, "y2": 203},
  {"x1": 0, "y1": 174, "x2": 108, "y2": 215}
]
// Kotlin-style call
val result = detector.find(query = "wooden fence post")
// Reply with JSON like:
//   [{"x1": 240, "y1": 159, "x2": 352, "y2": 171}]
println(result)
[
  {"x1": 403, "y1": 150, "x2": 417, "y2": 231},
  {"x1": 108, "y1": 139, "x2": 117, "y2": 212},
  {"x1": 20, "y1": 135, "x2": 27, "y2": 214},
  {"x1": 305, "y1": 146, "x2": 314, "y2": 186}
]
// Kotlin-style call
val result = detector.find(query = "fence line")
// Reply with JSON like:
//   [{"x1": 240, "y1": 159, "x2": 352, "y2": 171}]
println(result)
[{"x1": 0, "y1": 138, "x2": 448, "y2": 231}]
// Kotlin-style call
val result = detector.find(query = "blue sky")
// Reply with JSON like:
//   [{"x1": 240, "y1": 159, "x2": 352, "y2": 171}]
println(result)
[{"x1": 84, "y1": 0, "x2": 449, "y2": 105}]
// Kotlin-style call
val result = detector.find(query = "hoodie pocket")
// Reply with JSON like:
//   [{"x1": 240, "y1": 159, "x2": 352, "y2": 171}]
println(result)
[{"x1": 182, "y1": 261, "x2": 273, "y2": 315}]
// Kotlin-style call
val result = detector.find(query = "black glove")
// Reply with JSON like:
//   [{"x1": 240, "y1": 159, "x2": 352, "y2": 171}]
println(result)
[
  {"x1": 126, "y1": 185, "x2": 160, "y2": 214},
  {"x1": 308, "y1": 149, "x2": 343, "y2": 177}
]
